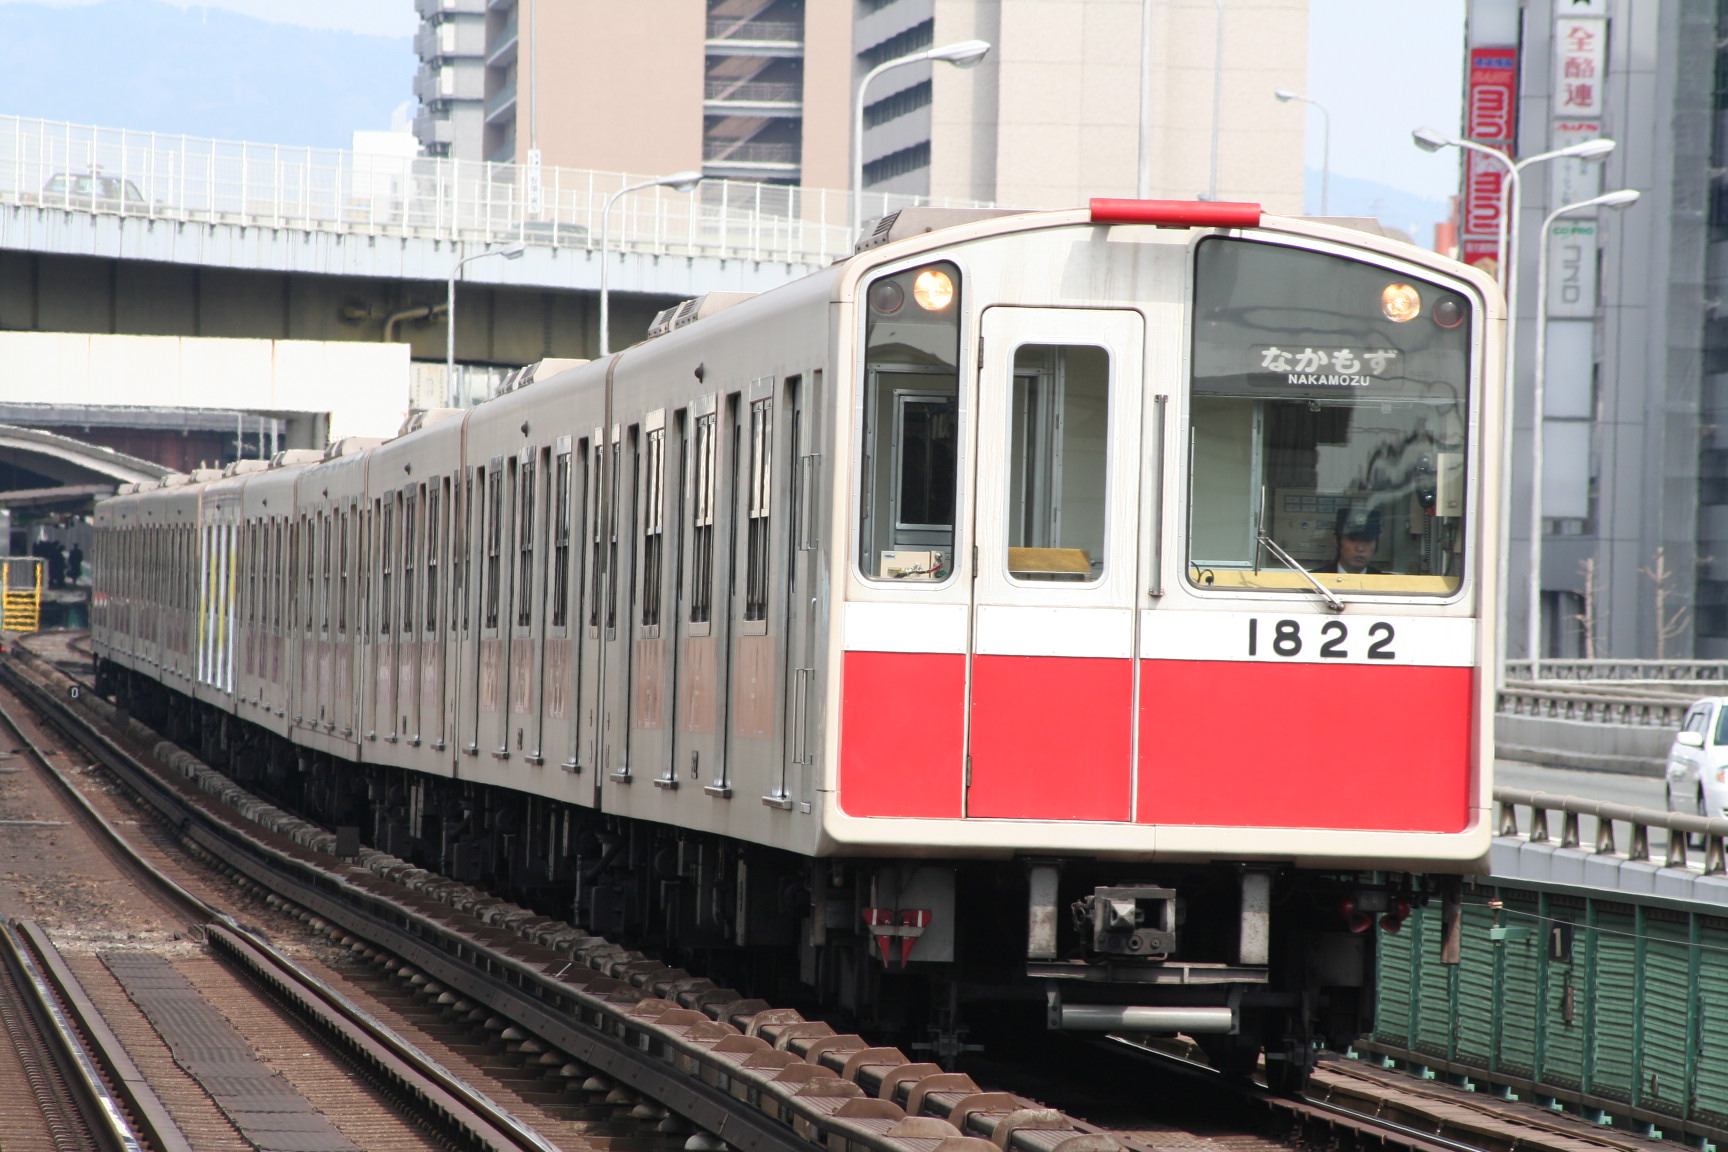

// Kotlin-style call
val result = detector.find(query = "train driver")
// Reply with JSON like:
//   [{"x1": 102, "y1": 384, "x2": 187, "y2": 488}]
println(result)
[{"x1": 1320, "y1": 507, "x2": 1383, "y2": 575}]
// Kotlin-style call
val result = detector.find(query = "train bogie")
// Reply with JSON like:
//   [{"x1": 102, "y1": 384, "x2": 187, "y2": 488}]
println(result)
[{"x1": 91, "y1": 201, "x2": 1502, "y2": 1083}]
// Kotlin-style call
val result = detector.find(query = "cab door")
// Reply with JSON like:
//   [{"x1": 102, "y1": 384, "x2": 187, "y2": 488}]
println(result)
[{"x1": 967, "y1": 307, "x2": 1144, "y2": 820}]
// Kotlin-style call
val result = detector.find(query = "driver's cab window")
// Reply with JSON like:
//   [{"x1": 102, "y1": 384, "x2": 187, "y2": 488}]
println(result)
[
  {"x1": 1187, "y1": 238, "x2": 1474, "y2": 596},
  {"x1": 858, "y1": 262, "x2": 962, "y2": 582}
]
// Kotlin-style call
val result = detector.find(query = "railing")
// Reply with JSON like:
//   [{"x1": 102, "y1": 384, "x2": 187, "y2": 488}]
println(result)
[
  {"x1": 706, "y1": 18, "x2": 802, "y2": 43},
  {"x1": 1505, "y1": 658, "x2": 1728, "y2": 682},
  {"x1": 1496, "y1": 683, "x2": 1691, "y2": 727},
  {"x1": 703, "y1": 141, "x2": 801, "y2": 165},
  {"x1": 1, "y1": 558, "x2": 41, "y2": 633},
  {"x1": 0, "y1": 114, "x2": 990, "y2": 267},
  {"x1": 1495, "y1": 787, "x2": 1727, "y2": 875},
  {"x1": 704, "y1": 80, "x2": 802, "y2": 104}
]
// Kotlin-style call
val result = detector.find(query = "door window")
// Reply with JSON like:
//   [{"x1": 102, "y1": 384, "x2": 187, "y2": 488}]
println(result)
[
  {"x1": 1005, "y1": 344, "x2": 1111, "y2": 582},
  {"x1": 857, "y1": 261, "x2": 962, "y2": 582}
]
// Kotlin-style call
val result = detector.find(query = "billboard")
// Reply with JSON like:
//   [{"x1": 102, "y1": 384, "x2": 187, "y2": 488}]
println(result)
[{"x1": 1460, "y1": 46, "x2": 1519, "y2": 273}]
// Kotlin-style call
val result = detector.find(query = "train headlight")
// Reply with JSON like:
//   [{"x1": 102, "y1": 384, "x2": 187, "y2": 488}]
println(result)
[
  {"x1": 912, "y1": 268, "x2": 956, "y2": 311},
  {"x1": 1381, "y1": 283, "x2": 1421, "y2": 322}
]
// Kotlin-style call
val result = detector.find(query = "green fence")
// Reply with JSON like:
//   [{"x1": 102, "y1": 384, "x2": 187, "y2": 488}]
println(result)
[{"x1": 1368, "y1": 885, "x2": 1728, "y2": 1142}]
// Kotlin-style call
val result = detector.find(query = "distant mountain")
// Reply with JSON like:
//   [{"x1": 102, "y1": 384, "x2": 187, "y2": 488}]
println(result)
[
  {"x1": 1305, "y1": 169, "x2": 1454, "y2": 252},
  {"x1": 0, "y1": 0, "x2": 413, "y2": 147}
]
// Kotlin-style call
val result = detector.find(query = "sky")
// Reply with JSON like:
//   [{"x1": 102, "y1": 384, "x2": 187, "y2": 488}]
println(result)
[{"x1": 0, "y1": 0, "x2": 414, "y2": 35}]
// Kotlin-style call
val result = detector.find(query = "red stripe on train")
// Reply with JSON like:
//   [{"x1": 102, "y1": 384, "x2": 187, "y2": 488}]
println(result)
[{"x1": 1137, "y1": 660, "x2": 1474, "y2": 832}]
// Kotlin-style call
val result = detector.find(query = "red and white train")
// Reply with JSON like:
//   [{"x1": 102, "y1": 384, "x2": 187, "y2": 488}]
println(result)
[{"x1": 91, "y1": 199, "x2": 1502, "y2": 1087}]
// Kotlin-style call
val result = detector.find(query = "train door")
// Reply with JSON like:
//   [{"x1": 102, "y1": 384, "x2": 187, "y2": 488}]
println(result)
[
  {"x1": 672, "y1": 400, "x2": 724, "y2": 797},
  {"x1": 634, "y1": 412, "x2": 676, "y2": 783},
  {"x1": 511, "y1": 446, "x2": 547, "y2": 764},
  {"x1": 456, "y1": 467, "x2": 481, "y2": 758},
  {"x1": 577, "y1": 434, "x2": 606, "y2": 787},
  {"x1": 378, "y1": 494, "x2": 399, "y2": 744},
  {"x1": 770, "y1": 374, "x2": 817, "y2": 808},
  {"x1": 542, "y1": 440, "x2": 575, "y2": 770},
  {"x1": 399, "y1": 485, "x2": 421, "y2": 748},
  {"x1": 600, "y1": 425, "x2": 637, "y2": 781},
  {"x1": 966, "y1": 308, "x2": 1144, "y2": 820},
  {"x1": 479, "y1": 456, "x2": 517, "y2": 762}
]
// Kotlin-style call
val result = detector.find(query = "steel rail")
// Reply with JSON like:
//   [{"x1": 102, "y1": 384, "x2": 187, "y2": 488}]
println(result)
[
  {"x1": 8, "y1": 646, "x2": 1141, "y2": 1152},
  {"x1": 0, "y1": 662, "x2": 561, "y2": 1152},
  {"x1": 0, "y1": 919, "x2": 151, "y2": 1152}
]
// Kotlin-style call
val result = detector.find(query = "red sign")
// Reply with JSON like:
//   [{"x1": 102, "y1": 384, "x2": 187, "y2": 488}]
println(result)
[{"x1": 1460, "y1": 46, "x2": 1519, "y2": 273}]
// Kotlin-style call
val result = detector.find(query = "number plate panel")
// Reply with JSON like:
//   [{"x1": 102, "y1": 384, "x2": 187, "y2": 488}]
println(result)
[{"x1": 1139, "y1": 610, "x2": 1475, "y2": 667}]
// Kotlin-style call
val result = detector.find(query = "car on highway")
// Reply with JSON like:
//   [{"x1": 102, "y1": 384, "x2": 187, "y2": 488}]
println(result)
[
  {"x1": 1666, "y1": 697, "x2": 1728, "y2": 820},
  {"x1": 34, "y1": 172, "x2": 151, "y2": 212}
]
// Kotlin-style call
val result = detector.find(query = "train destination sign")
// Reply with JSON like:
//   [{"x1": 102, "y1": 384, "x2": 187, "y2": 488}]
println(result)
[{"x1": 1254, "y1": 345, "x2": 1400, "y2": 388}]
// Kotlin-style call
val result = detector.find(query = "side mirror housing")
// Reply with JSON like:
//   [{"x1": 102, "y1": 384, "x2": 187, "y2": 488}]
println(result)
[{"x1": 1677, "y1": 730, "x2": 1706, "y2": 749}]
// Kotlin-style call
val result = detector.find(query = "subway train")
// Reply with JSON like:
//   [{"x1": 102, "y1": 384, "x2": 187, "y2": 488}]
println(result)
[{"x1": 90, "y1": 198, "x2": 1502, "y2": 1088}]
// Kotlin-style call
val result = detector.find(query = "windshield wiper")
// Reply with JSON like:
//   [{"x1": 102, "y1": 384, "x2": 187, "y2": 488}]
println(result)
[{"x1": 1257, "y1": 534, "x2": 1345, "y2": 612}]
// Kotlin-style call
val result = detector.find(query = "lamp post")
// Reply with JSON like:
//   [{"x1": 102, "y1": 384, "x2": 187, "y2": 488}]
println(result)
[
  {"x1": 1139, "y1": 0, "x2": 1153, "y2": 198},
  {"x1": 1527, "y1": 187, "x2": 1640, "y2": 675},
  {"x1": 1411, "y1": 127, "x2": 1615, "y2": 684},
  {"x1": 599, "y1": 171, "x2": 704, "y2": 356},
  {"x1": 1207, "y1": 0, "x2": 1223, "y2": 201},
  {"x1": 446, "y1": 244, "x2": 526, "y2": 406},
  {"x1": 852, "y1": 38, "x2": 991, "y2": 237},
  {"x1": 1273, "y1": 89, "x2": 1328, "y2": 215}
]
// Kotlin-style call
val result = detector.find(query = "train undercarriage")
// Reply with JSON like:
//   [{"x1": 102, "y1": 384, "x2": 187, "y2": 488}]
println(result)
[{"x1": 98, "y1": 657, "x2": 1438, "y2": 1092}]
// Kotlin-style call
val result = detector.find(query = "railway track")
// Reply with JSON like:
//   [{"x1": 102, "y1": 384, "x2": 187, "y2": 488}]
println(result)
[{"x1": 7, "y1": 633, "x2": 1678, "y2": 1152}]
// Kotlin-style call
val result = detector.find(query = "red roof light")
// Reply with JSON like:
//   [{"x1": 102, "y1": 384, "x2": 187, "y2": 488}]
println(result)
[{"x1": 1089, "y1": 198, "x2": 1262, "y2": 229}]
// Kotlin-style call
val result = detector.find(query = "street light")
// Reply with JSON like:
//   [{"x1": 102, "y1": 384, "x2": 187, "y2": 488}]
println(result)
[
  {"x1": 1411, "y1": 127, "x2": 1615, "y2": 685},
  {"x1": 852, "y1": 38, "x2": 991, "y2": 236},
  {"x1": 1274, "y1": 89, "x2": 1329, "y2": 215},
  {"x1": 1206, "y1": 0, "x2": 1223, "y2": 201},
  {"x1": 1527, "y1": 187, "x2": 1640, "y2": 675},
  {"x1": 446, "y1": 244, "x2": 526, "y2": 406},
  {"x1": 599, "y1": 171, "x2": 704, "y2": 356}
]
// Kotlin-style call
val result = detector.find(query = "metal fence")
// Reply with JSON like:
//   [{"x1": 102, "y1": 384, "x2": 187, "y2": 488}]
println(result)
[
  {"x1": 1362, "y1": 788, "x2": 1728, "y2": 1144},
  {"x1": 0, "y1": 114, "x2": 987, "y2": 266},
  {"x1": 1497, "y1": 683, "x2": 1693, "y2": 728},
  {"x1": 1505, "y1": 658, "x2": 1728, "y2": 682}
]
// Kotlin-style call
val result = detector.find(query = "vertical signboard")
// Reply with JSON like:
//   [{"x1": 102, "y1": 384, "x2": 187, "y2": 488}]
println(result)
[{"x1": 1460, "y1": 46, "x2": 1519, "y2": 274}]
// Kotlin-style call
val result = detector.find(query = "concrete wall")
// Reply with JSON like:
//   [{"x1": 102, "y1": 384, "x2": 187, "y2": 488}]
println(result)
[
  {"x1": 929, "y1": 0, "x2": 1306, "y2": 212},
  {"x1": 517, "y1": 1, "x2": 707, "y2": 171},
  {"x1": 0, "y1": 332, "x2": 411, "y2": 443},
  {"x1": 0, "y1": 251, "x2": 677, "y2": 368}
]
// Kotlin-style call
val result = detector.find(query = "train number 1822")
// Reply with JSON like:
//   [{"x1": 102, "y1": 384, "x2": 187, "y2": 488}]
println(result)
[{"x1": 1246, "y1": 618, "x2": 1396, "y2": 661}]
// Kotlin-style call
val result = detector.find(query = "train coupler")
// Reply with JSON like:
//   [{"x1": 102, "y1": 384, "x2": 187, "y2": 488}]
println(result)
[{"x1": 1073, "y1": 885, "x2": 1176, "y2": 958}]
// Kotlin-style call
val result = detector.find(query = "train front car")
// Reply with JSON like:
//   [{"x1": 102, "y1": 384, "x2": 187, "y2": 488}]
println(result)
[{"x1": 825, "y1": 201, "x2": 1501, "y2": 1088}]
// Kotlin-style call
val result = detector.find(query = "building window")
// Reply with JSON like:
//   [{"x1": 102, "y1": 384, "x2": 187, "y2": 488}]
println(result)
[
  {"x1": 859, "y1": 18, "x2": 932, "y2": 69},
  {"x1": 863, "y1": 141, "x2": 931, "y2": 187},
  {"x1": 864, "y1": 79, "x2": 931, "y2": 129}
]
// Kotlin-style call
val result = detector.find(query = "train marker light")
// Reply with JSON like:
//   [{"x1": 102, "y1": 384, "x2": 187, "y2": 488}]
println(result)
[
  {"x1": 1433, "y1": 297, "x2": 1466, "y2": 329},
  {"x1": 1381, "y1": 283, "x2": 1421, "y2": 323},
  {"x1": 912, "y1": 268, "x2": 955, "y2": 311},
  {"x1": 869, "y1": 280, "x2": 905, "y2": 314},
  {"x1": 1088, "y1": 198, "x2": 1262, "y2": 228}
]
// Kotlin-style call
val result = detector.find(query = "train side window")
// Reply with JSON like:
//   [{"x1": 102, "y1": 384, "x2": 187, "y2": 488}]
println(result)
[
  {"x1": 743, "y1": 397, "x2": 772, "y2": 621},
  {"x1": 589, "y1": 442, "x2": 605, "y2": 633},
  {"x1": 1005, "y1": 344, "x2": 1111, "y2": 582},
  {"x1": 380, "y1": 499, "x2": 394, "y2": 635},
  {"x1": 320, "y1": 512, "x2": 333, "y2": 633},
  {"x1": 857, "y1": 261, "x2": 962, "y2": 582},
  {"x1": 641, "y1": 426, "x2": 665, "y2": 629},
  {"x1": 689, "y1": 413, "x2": 716, "y2": 624},
  {"x1": 404, "y1": 490, "x2": 418, "y2": 634},
  {"x1": 457, "y1": 468, "x2": 473, "y2": 633},
  {"x1": 516, "y1": 457, "x2": 535, "y2": 628},
  {"x1": 427, "y1": 483, "x2": 442, "y2": 633},
  {"x1": 551, "y1": 448, "x2": 572, "y2": 628},
  {"x1": 485, "y1": 461, "x2": 505, "y2": 631},
  {"x1": 1187, "y1": 237, "x2": 1473, "y2": 596},
  {"x1": 337, "y1": 510, "x2": 350, "y2": 635},
  {"x1": 607, "y1": 436, "x2": 623, "y2": 633}
]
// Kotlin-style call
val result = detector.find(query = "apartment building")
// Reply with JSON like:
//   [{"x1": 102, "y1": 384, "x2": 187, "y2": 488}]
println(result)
[{"x1": 411, "y1": 0, "x2": 1306, "y2": 214}]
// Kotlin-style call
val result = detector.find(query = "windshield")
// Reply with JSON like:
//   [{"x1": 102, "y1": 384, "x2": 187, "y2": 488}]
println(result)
[{"x1": 1187, "y1": 237, "x2": 1475, "y2": 596}]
